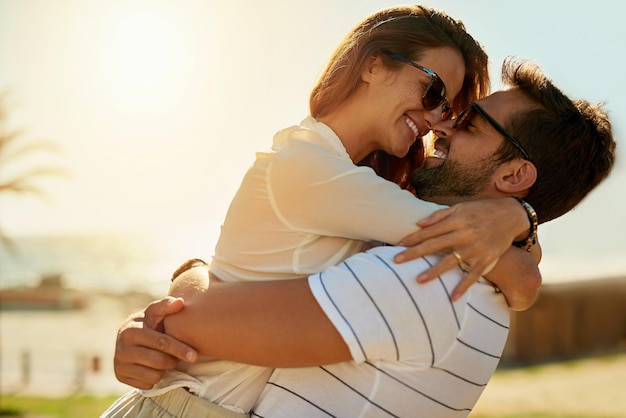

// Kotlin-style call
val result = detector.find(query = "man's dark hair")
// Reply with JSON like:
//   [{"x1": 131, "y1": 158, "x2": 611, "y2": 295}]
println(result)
[{"x1": 496, "y1": 58, "x2": 616, "y2": 223}]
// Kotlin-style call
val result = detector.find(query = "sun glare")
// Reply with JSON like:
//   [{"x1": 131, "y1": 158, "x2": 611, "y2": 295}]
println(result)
[
  {"x1": 95, "y1": 1, "x2": 192, "y2": 113},
  {"x1": 106, "y1": 7, "x2": 176, "y2": 89}
]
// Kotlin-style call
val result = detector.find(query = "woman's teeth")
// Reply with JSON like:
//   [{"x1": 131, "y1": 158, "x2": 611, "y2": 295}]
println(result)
[{"x1": 405, "y1": 117, "x2": 420, "y2": 137}]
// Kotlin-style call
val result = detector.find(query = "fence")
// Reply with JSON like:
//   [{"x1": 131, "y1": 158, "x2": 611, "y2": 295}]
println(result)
[{"x1": 502, "y1": 276, "x2": 626, "y2": 364}]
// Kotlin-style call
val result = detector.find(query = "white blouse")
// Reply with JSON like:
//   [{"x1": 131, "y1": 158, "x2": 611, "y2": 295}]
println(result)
[{"x1": 211, "y1": 116, "x2": 445, "y2": 282}]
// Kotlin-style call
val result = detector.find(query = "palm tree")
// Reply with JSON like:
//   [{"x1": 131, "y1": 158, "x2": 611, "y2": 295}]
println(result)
[{"x1": 0, "y1": 92, "x2": 68, "y2": 248}]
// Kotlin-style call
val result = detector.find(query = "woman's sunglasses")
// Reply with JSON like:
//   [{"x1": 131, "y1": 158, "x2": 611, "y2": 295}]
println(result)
[
  {"x1": 453, "y1": 102, "x2": 531, "y2": 161},
  {"x1": 384, "y1": 51, "x2": 452, "y2": 121}
]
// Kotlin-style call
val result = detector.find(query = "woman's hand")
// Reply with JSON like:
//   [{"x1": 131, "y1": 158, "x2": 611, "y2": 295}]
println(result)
[{"x1": 394, "y1": 198, "x2": 532, "y2": 300}]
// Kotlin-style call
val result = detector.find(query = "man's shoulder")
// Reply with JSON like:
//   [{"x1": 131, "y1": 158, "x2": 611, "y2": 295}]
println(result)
[
  {"x1": 358, "y1": 245, "x2": 444, "y2": 267},
  {"x1": 331, "y1": 245, "x2": 452, "y2": 285}
]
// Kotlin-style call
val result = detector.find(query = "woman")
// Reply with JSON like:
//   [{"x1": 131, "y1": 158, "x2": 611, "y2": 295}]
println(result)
[
  {"x1": 210, "y1": 5, "x2": 497, "y2": 284},
  {"x1": 103, "y1": 5, "x2": 538, "y2": 417}
]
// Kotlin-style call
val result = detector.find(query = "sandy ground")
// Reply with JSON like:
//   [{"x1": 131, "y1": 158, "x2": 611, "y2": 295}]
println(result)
[
  {"x1": 2, "y1": 293, "x2": 625, "y2": 417},
  {"x1": 471, "y1": 354, "x2": 626, "y2": 417}
]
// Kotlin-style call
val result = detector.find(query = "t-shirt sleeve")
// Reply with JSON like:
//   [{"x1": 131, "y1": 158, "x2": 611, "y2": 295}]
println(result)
[
  {"x1": 268, "y1": 139, "x2": 446, "y2": 245},
  {"x1": 308, "y1": 246, "x2": 463, "y2": 364}
]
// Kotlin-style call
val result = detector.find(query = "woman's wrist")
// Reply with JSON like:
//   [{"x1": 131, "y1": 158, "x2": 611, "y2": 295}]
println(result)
[{"x1": 510, "y1": 196, "x2": 538, "y2": 252}]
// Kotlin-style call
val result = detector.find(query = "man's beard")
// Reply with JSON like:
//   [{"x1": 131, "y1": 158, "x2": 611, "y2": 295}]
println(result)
[{"x1": 410, "y1": 157, "x2": 498, "y2": 204}]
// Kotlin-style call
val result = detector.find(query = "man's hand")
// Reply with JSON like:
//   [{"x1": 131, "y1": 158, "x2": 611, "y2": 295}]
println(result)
[{"x1": 113, "y1": 297, "x2": 198, "y2": 390}]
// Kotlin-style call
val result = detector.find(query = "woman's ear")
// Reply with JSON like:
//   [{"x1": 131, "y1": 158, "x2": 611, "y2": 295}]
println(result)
[
  {"x1": 361, "y1": 54, "x2": 383, "y2": 83},
  {"x1": 496, "y1": 160, "x2": 537, "y2": 194}
]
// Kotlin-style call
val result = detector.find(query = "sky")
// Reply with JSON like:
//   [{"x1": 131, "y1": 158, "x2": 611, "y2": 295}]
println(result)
[{"x1": 0, "y1": 0, "x2": 624, "y2": 282}]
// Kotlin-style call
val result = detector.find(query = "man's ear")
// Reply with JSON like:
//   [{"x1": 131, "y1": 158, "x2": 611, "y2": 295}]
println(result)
[{"x1": 495, "y1": 160, "x2": 537, "y2": 194}]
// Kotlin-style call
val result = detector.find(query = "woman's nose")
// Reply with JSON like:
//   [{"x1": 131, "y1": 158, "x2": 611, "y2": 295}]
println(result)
[{"x1": 431, "y1": 118, "x2": 454, "y2": 139}]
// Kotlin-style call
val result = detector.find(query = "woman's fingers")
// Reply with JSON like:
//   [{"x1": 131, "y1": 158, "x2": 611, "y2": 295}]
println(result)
[
  {"x1": 416, "y1": 253, "x2": 460, "y2": 283},
  {"x1": 450, "y1": 270, "x2": 483, "y2": 300},
  {"x1": 396, "y1": 199, "x2": 528, "y2": 300},
  {"x1": 395, "y1": 228, "x2": 470, "y2": 263},
  {"x1": 414, "y1": 250, "x2": 497, "y2": 301},
  {"x1": 399, "y1": 211, "x2": 464, "y2": 247}
]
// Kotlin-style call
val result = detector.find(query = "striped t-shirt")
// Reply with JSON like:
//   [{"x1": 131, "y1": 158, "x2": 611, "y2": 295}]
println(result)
[{"x1": 251, "y1": 246, "x2": 510, "y2": 418}]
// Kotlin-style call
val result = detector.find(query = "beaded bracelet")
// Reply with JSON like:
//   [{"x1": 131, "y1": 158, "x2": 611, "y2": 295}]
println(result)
[
  {"x1": 510, "y1": 196, "x2": 538, "y2": 252},
  {"x1": 171, "y1": 258, "x2": 209, "y2": 282}
]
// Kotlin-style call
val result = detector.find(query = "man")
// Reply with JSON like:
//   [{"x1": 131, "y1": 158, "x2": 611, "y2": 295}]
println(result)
[{"x1": 108, "y1": 58, "x2": 615, "y2": 417}]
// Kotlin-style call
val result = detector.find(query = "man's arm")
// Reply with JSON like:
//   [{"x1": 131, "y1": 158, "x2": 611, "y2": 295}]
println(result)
[
  {"x1": 115, "y1": 249, "x2": 499, "y2": 387},
  {"x1": 164, "y1": 247, "x2": 494, "y2": 368},
  {"x1": 113, "y1": 267, "x2": 352, "y2": 388},
  {"x1": 165, "y1": 266, "x2": 351, "y2": 368}
]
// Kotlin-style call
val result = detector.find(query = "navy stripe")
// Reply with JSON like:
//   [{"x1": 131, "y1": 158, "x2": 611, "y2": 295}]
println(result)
[
  {"x1": 422, "y1": 255, "x2": 461, "y2": 330},
  {"x1": 344, "y1": 260, "x2": 399, "y2": 360},
  {"x1": 318, "y1": 271, "x2": 367, "y2": 360},
  {"x1": 431, "y1": 366, "x2": 488, "y2": 387},
  {"x1": 468, "y1": 302, "x2": 509, "y2": 329},
  {"x1": 364, "y1": 362, "x2": 473, "y2": 412},
  {"x1": 374, "y1": 254, "x2": 435, "y2": 364},
  {"x1": 457, "y1": 338, "x2": 502, "y2": 359},
  {"x1": 320, "y1": 366, "x2": 399, "y2": 417}
]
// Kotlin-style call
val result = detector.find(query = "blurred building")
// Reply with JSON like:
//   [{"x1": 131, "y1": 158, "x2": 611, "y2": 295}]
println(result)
[{"x1": 502, "y1": 276, "x2": 626, "y2": 364}]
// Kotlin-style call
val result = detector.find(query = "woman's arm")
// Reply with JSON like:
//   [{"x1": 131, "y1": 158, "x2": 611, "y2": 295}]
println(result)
[
  {"x1": 274, "y1": 142, "x2": 541, "y2": 304},
  {"x1": 269, "y1": 138, "x2": 444, "y2": 244}
]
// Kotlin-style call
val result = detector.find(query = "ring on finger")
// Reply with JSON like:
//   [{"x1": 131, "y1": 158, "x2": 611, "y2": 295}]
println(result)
[
  {"x1": 459, "y1": 261, "x2": 472, "y2": 273},
  {"x1": 452, "y1": 250, "x2": 471, "y2": 272}
]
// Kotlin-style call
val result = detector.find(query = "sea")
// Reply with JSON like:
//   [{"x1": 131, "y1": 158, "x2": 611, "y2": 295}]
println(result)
[
  {"x1": 0, "y1": 230, "x2": 220, "y2": 298},
  {"x1": 2, "y1": 231, "x2": 626, "y2": 296}
]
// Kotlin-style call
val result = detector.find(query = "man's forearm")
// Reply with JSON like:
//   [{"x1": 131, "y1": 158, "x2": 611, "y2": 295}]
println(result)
[{"x1": 164, "y1": 268, "x2": 351, "y2": 368}]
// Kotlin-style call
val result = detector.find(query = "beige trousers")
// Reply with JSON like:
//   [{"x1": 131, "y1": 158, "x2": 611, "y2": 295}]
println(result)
[{"x1": 100, "y1": 388, "x2": 250, "y2": 418}]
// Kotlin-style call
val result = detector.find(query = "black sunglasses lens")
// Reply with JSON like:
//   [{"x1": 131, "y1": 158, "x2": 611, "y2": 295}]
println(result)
[
  {"x1": 452, "y1": 106, "x2": 472, "y2": 128},
  {"x1": 422, "y1": 76, "x2": 445, "y2": 110},
  {"x1": 441, "y1": 102, "x2": 453, "y2": 121}
]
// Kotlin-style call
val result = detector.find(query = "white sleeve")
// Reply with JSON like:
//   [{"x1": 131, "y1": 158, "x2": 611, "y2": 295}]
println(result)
[{"x1": 269, "y1": 139, "x2": 446, "y2": 245}]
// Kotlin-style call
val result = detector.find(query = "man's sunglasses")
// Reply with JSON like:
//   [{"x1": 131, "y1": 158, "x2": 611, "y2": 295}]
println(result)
[
  {"x1": 384, "y1": 51, "x2": 452, "y2": 121},
  {"x1": 454, "y1": 102, "x2": 531, "y2": 160}
]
